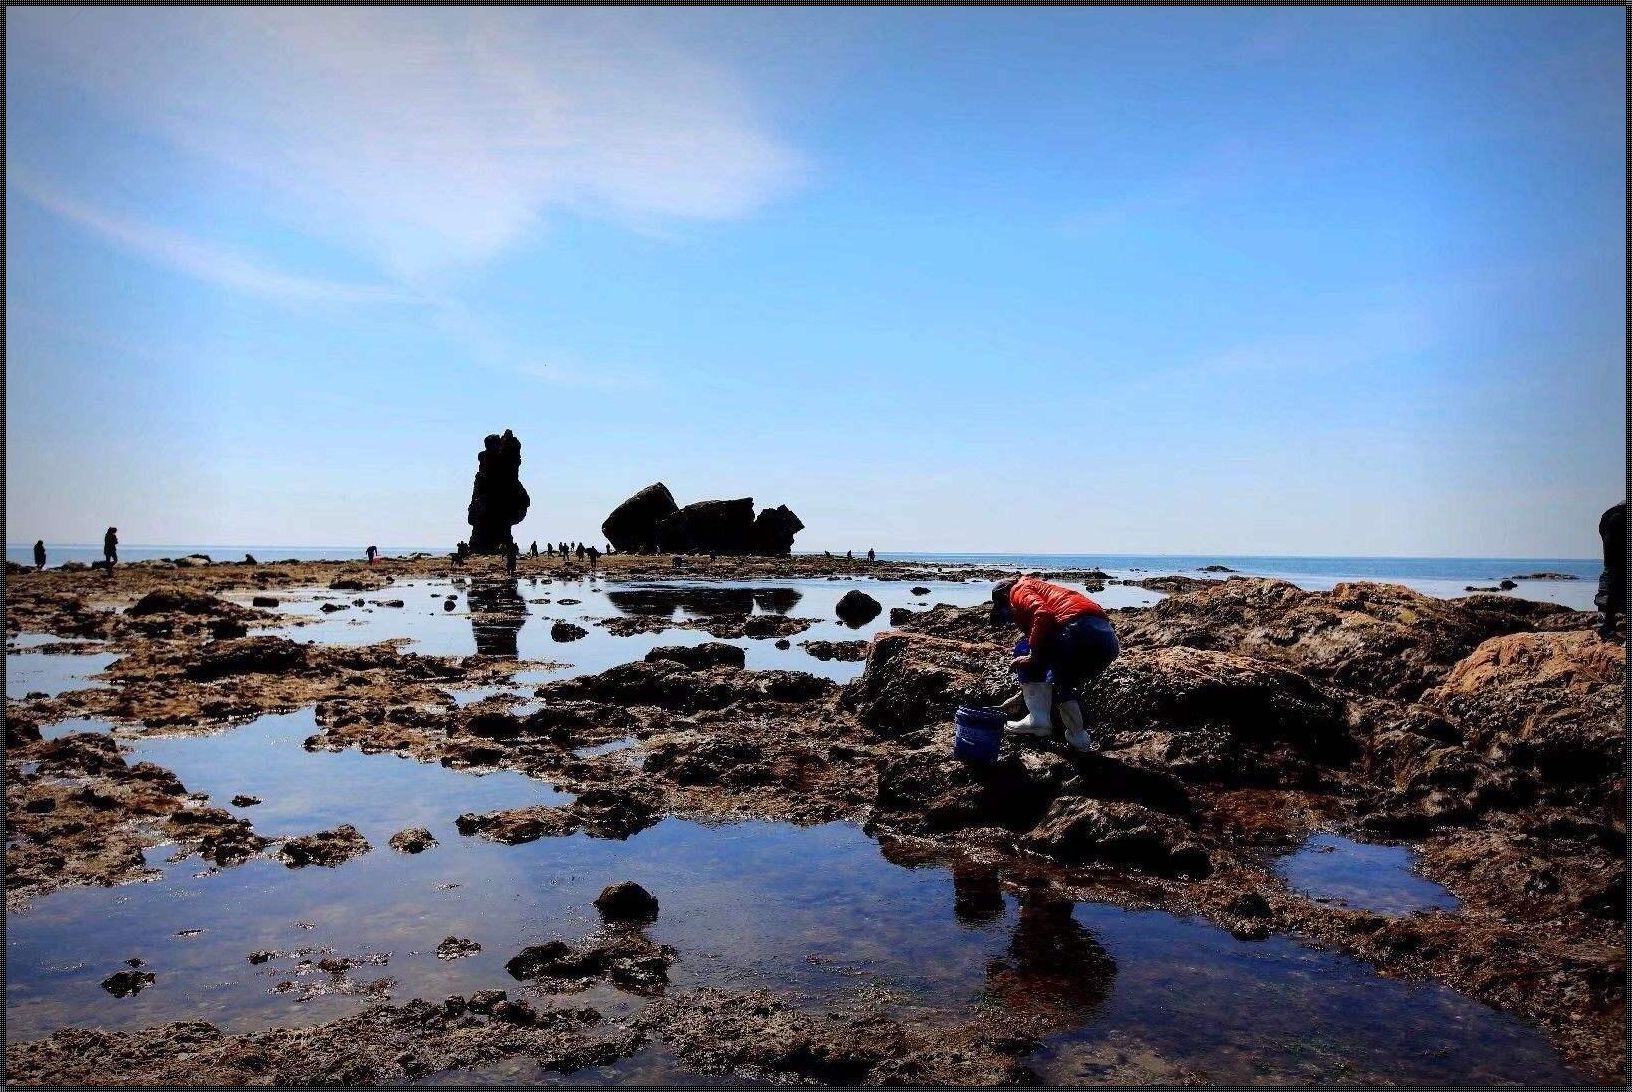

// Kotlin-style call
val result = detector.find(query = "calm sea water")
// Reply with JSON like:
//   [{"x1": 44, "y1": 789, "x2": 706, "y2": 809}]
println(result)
[{"x1": 4, "y1": 545, "x2": 1604, "y2": 610}]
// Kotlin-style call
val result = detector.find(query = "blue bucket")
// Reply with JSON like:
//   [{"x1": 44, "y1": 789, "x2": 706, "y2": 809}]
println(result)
[{"x1": 953, "y1": 706, "x2": 1006, "y2": 763}]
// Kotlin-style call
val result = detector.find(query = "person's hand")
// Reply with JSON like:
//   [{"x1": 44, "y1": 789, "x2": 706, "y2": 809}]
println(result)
[{"x1": 1011, "y1": 654, "x2": 1033, "y2": 671}]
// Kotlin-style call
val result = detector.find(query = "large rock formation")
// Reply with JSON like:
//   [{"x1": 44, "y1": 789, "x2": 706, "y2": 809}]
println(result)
[
  {"x1": 600, "y1": 484, "x2": 803, "y2": 555},
  {"x1": 466, "y1": 431, "x2": 530, "y2": 553},
  {"x1": 657, "y1": 499, "x2": 756, "y2": 554},
  {"x1": 601, "y1": 483, "x2": 679, "y2": 553}
]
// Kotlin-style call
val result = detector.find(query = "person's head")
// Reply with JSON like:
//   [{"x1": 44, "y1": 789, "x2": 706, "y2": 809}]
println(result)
[{"x1": 990, "y1": 578, "x2": 1018, "y2": 627}]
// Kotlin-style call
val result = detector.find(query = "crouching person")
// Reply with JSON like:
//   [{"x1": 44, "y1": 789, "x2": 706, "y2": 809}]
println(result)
[{"x1": 991, "y1": 575, "x2": 1119, "y2": 752}]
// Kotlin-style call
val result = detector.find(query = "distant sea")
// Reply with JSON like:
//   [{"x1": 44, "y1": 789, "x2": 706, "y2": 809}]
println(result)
[{"x1": 4, "y1": 544, "x2": 1605, "y2": 611}]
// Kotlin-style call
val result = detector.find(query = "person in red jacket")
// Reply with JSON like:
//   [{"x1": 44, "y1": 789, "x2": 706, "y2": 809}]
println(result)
[{"x1": 991, "y1": 575, "x2": 1120, "y2": 751}]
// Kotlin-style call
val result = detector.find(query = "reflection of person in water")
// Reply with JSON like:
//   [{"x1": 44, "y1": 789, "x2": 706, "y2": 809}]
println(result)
[
  {"x1": 465, "y1": 578, "x2": 528, "y2": 658},
  {"x1": 984, "y1": 890, "x2": 1117, "y2": 1029}
]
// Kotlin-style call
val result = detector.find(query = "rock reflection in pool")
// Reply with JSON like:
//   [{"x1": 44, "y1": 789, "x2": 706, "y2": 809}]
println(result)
[
  {"x1": 1275, "y1": 833, "x2": 1460, "y2": 915},
  {"x1": 466, "y1": 578, "x2": 528, "y2": 659}
]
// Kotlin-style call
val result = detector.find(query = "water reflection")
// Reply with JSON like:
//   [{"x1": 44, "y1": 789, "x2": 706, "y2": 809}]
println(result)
[
  {"x1": 466, "y1": 579, "x2": 527, "y2": 659},
  {"x1": 604, "y1": 586, "x2": 801, "y2": 619},
  {"x1": 987, "y1": 892, "x2": 1117, "y2": 1026}
]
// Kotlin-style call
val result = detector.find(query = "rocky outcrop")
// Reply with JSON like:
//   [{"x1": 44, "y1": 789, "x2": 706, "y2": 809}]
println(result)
[
  {"x1": 601, "y1": 483, "x2": 679, "y2": 553},
  {"x1": 644, "y1": 643, "x2": 745, "y2": 670},
  {"x1": 600, "y1": 484, "x2": 803, "y2": 554},
  {"x1": 1114, "y1": 578, "x2": 1570, "y2": 701},
  {"x1": 595, "y1": 881, "x2": 660, "y2": 923},
  {"x1": 1023, "y1": 798, "x2": 1210, "y2": 877},
  {"x1": 750, "y1": 505, "x2": 805, "y2": 555},
  {"x1": 465, "y1": 430, "x2": 530, "y2": 553},
  {"x1": 657, "y1": 498, "x2": 755, "y2": 553},
  {"x1": 278, "y1": 824, "x2": 370, "y2": 868}
]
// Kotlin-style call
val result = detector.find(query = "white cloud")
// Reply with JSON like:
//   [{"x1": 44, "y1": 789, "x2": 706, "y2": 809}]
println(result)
[
  {"x1": 10, "y1": 6, "x2": 805, "y2": 283},
  {"x1": 11, "y1": 171, "x2": 413, "y2": 306}
]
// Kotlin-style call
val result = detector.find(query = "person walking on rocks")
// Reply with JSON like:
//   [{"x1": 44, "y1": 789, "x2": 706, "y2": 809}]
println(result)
[
  {"x1": 587, "y1": 544, "x2": 600, "y2": 573},
  {"x1": 504, "y1": 541, "x2": 519, "y2": 575},
  {"x1": 33, "y1": 540, "x2": 46, "y2": 570},
  {"x1": 991, "y1": 575, "x2": 1119, "y2": 752},
  {"x1": 1594, "y1": 501, "x2": 1624, "y2": 640},
  {"x1": 103, "y1": 527, "x2": 119, "y2": 566},
  {"x1": 366, "y1": 545, "x2": 378, "y2": 564},
  {"x1": 529, "y1": 541, "x2": 538, "y2": 558}
]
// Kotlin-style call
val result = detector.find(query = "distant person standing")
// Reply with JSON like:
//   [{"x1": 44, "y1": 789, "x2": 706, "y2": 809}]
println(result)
[
  {"x1": 867, "y1": 547, "x2": 876, "y2": 562},
  {"x1": 576, "y1": 542, "x2": 586, "y2": 561},
  {"x1": 587, "y1": 545, "x2": 600, "y2": 573},
  {"x1": 1594, "y1": 501, "x2": 1625, "y2": 641},
  {"x1": 366, "y1": 545, "x2": 379, "y2": 564},
  {"x1": 504, "y1": 541, "x2": 519, "y2": 575},
  {"x1": 103, "y1": 527, "x2": 119, "y2": 566},
  {"x1": 530, "y1": 540, "x2": 539, "y2": 558},
  {"x1": 33, "y1": 540, "x2": 46, "y2": 570}
]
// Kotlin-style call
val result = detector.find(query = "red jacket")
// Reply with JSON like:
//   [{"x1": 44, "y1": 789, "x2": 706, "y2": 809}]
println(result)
[{"x1": 1008, "y1": 576, "x2": 1105, "y2": 655}]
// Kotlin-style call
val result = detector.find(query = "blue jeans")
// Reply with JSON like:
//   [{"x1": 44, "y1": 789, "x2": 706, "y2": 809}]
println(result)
[{"x1": 1014, "y1": 614, "x2": 1119, "y2": 694}]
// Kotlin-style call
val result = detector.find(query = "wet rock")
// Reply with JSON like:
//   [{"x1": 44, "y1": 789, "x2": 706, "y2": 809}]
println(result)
[
  {"x1": 278, "y1": 824, "x2": 371, "y2": 868},
  {"x1": 835, "y1": 589, "x2": 882, "y2": 627},
  {"x1": 910, "y1": 586, "x2": 932, "y2": 596},
  {"x1": 465, "y1": 711, "x2": 524, "y2": 739},
  {"x1": 1227, "y1": 891, "x2": 1272, "y2": 918},
  {"x1": 774, "y1": 639, "x2": 791, "y2": 650},
  {"x1": 874, "y1": 749, "x2": 1067, "y2": 834},
  {"x1": 842, "y1": 629, "x2": 1013, "y2": 735},
  {"x1": 7, "y1": 713, "x2": 43, "y2": 747},
  {"x1": 595, "y1": 880, "x2": 660, "y2": 923},
  {"x1": 1080, "y1": 647, "x2": 1351, "y2": 786},
  {"x1": 388, "y1": 827, "x2": 437, "y2": 853},
  {"x1": 251, "y1": 596, "x2": 279, "y2": 608},
  {"x1": 229, "y1": 795, "x2": 261, "y2": 807},
  {"x1": 467, "y1": 988, "x2": 507, "y2": 1013},
  {"x1": 320, "y1": 602, "x2": 350, "y2": 614},
  {"x1": 1499, "y1": 579, "x2": 1519, "y2": 590},
  {"x1": 1422, "y1": 630, "x2": 1624, "y2": 816},
  {"x1": 644, "y1": 643, "x2": 745, "y2": 670},
  {"x1": 435, "y1": 936, "x2": 481, "y2": 960},
  {"x1": 1114, "y1": 578, "x2": 1570, "y2": 702},
  {"x1": 185, "y1": 636, "x2": 309, "y2": 681},
  {"x1": 329, "y1": 576, "x2": 379, "y2": 592},
  {"x1": 127, "y1": 589, "x2": 235, "y2": 617},
  {"x1": 101, "y1": 969, "x2": 156, "y2": 997},
  {"x1": 1130, "y1": 574, "x2": 1214, "y2": 594},
  {"x1": 889, "y1": 607, "x2": 916, "y2": 625},
  {"x1": 550, "y1": 621, "x2": 588, "y2": 642},
  {"x1": 800, "y1": 639, "x2": 869, "y2": 662},
  {"x1": 1025, "y1": 798, "x2": 1211, "y2": 877},
  {"x1": 505, "y1": 930, "x2": 676, "y2": 994},
  {"x1": 602, "y1": 482, "x2": 680, "y2": 553}
]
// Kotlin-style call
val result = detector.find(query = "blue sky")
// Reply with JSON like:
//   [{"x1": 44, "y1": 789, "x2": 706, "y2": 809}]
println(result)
[{"x1": 6, "y1": 6, "x2": 1623, "y2": 555}]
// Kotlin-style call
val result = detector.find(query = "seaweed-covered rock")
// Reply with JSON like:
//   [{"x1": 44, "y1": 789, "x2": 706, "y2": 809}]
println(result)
[
  {"x1": 644, "y1": 643, "x2": 746, "y2": 670},
  {"x1": 1024, "y1": 798, "x2": 1211, "y2": 877},
  {"x1": 278, "y1": 824, "x2": 370, "y2": 868}
]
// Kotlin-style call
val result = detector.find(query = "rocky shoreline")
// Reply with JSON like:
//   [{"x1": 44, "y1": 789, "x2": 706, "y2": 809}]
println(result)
[{"x1": 4, "y1": 553, "x2": 1624, "y2": 1084}]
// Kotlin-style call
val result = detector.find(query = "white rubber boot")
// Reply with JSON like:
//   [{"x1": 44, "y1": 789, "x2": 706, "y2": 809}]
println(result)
[
  {"x1": 1057, "y1": 699, "x2": 1093, "y2": 753},
  {"x1": 1006, "y1": 681, "x2": 1054, "y2": 737}
]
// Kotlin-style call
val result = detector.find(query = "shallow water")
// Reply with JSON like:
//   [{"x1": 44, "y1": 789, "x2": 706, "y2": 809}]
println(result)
[
  {"x1": 5, "y1": 649, "x2": 117, "y2": 699},
  {"x1": 4, "y1": 711, "x2": 1583, "y2": 1083},
  {"x1": 1275, "y1": 833, "x2": 1461, "y2": 916},
  {"x1": 252, "y1": 575, "x2": 1157, "y2": 688}
]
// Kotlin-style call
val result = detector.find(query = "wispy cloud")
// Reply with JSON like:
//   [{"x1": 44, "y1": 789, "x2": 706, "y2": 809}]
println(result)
[
  {"x1": 11, "y1": 172, "x2": 414, "y2": 307},
  {"x1": 10, "y1": 7, "x2": 805, "y2": 284}
]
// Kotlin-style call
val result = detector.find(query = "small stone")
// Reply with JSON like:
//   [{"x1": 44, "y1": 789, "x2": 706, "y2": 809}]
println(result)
[
  {"x1": 595, "y1": 880, "x2": 660, "y2": 922},
  {"x1": 230, "y1": 795, "x2": 261, "y2": 807},
  {"x1": 467, "y1": 988, "x2": 507, "y2": 1013}
]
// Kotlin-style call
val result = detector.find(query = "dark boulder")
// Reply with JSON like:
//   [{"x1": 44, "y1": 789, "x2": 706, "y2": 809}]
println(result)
[
  {"x1": 750, "y1": 505, "x2": 805, "y2": 555},
  {"x1": 551, "y1": 621, "x2": 588, "y2": 642},
  {"x1": 835, "y1": 590, "x2": 882, "y2": 627},
  {"x1": 657, "y1": 498, "x2": 756, "y2": 554},
  {"x1": 1024, "y1": 798, "x2": 1211, "y2": 877},
  {"x1": 595, "y1": 880, "x2": 660, "y2": 922},
  {"x1": 466, "y1": 429, "x2": 530, "y2": 553},
  {"x1": 644, "y1": 643, "x2": 746, "y2": 670},
  {"x1": 602, "y1": 483, "x2": 680, "y2": 553}
]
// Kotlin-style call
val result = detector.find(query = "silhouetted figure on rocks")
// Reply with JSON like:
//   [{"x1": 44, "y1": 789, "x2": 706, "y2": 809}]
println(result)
[
  {"x1": 504, "y1": 541, "x2": 519, "y2": 575},
  {"x1": 846, "y1": 549, "x2": 853, "y2": 560},
  {"x1": 366, "y1": 545, "x2": 378, "y2": 564},
  {"x1": 33, "y1": 540, "x2": 46, "y2": 571},
  {"x1": 867, "y1": 547, "x2": 876, "y2": 562},
  {"x1": 1595, "y1": 501, "x2": 1625, "y2": 641},
  {"x1": 576, "y1": 542, "x2": 586, "y2": 561},
  {"x1": 103, "y1": 527, "x2": 119, "y2": 566},
  {"x1": 454, "y1": 541, "x2": 469, "y2": 567},
  {"x1": 529, "y1": 541, "x2": 538, "y2": 558},
  {"x1": 587, "y1": 545, "x2": 600, "y2": 573}
]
